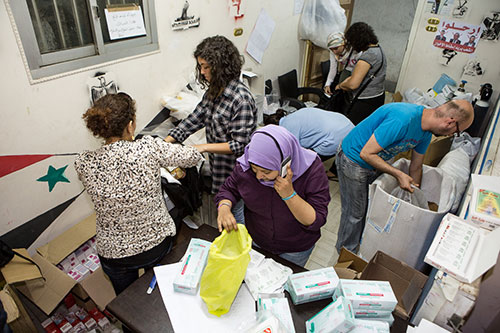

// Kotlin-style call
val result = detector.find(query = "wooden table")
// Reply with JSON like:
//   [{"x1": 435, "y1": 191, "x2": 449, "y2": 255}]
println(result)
[{"x1": 106, "y1": 224, "x2": 331, "y2": 332}]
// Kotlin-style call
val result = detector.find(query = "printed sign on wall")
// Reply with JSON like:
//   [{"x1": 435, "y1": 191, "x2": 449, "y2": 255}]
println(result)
[{"x1": 433, "y1": 20, "x2": 481, "y2": 54}]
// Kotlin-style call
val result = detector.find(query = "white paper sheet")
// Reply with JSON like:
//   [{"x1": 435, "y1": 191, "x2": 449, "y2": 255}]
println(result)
[
  {"x1": 245, "y1": 258, "x2": 292, "y2": 300},
  {"x1": 246, "y1": 9, "x2": 276, "y2": 64},
  {"x1": 154, "y1": 263, "x2": 256, "y2": 333},
  {"x1": 104, "y1": 6, "x2": 146, "y2": 40}
]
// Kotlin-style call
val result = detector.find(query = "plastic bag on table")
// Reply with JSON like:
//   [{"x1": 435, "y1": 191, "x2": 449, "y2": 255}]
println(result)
[
  {"x1": 160, "y1": 90, "x2": 203, "y2": 121},
  {"x1": 298, "y1": 0, "x2": 347, "y2": 49},
  {"x1": 200, "y1": 224, "x2": 252, "y2": 317},
  {"x1": 390, "y1": 186, "x2": 429, "y2": 210}
]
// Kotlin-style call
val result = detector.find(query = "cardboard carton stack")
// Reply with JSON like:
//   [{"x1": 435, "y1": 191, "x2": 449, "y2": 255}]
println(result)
[
  {"x1": 40, "y1": 294, "x2": 120, "y2": 333},
  {"x1": 334, "y1": 279, "x2": 397, "y2": 326},
  {"x1": 286, "y1": 267, "x2": 340, "y2": 305},
  {"x1": 0, "y1": 214, "x2": 116, "y2": 315},
  {"x1": 305, "y1": 296, "x2": 355, "y2": 333},
  {"x1": 57, "y1": 238, "x2": 100, "y2": 282}
]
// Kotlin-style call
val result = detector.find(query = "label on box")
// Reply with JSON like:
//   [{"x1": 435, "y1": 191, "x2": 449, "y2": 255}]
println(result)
[
  {"x1": 173, "y1": 238, "x2": 211, "y2": 295},
  {"x1": 287, "y1": 267, "x2": 339, "y2": 305},
  {"x1": 469, "y1": 175, "x2": 500, "y2": 230}
]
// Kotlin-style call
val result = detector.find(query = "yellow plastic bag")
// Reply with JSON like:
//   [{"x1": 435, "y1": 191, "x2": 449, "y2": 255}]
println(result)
[{"x1": 200, "y1": 224, "x2": 252, "y2": 316}]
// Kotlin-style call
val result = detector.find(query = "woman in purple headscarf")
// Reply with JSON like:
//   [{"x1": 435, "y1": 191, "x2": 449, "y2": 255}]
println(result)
[{"x1": 215, "y1": 125, "x2": 330, "y2": 266}]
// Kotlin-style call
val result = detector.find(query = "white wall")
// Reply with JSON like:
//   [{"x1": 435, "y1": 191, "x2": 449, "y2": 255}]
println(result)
[
  {"x1": 352, "y1": 0, "x2": 418, "y2": 92},
  {"x1": 0, "y1": 0, "x2": 303, "y2": 155},
  {"x1": 397, "y1": 0, "x2": 500, "y2": 101},
  {"x1": 0, "y1": 0, "x2": 304, "y2": 242}
]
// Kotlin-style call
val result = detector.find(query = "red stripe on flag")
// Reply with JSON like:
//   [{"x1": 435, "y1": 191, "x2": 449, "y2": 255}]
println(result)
[{"x1": 0, "y1": 155, "x2": 53, "y2": 178}]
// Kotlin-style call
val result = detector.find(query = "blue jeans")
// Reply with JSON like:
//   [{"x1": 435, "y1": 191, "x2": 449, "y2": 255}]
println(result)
[
  {"x1": 279, "y1": 246, "x2": 315, "y2": 267},
  {"x1": 100, "y1": 240, "x2": 172, "y2": 295},
  {"x1": 231, "y1": 199, "x2": 245, "y2": 225},
  {"x1": 335, "y1": 147, "x2": 378, "y2": 254}
]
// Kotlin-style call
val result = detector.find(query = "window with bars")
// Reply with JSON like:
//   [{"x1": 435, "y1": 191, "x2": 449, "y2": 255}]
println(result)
[{"x1": 9, "y1": 0, "x2": 158, "y2": 81}]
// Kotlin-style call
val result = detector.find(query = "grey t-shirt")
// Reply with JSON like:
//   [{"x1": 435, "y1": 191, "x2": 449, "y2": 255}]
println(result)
[{"x1": 353, "y1": 46, "x2": 386, "y2": 99}]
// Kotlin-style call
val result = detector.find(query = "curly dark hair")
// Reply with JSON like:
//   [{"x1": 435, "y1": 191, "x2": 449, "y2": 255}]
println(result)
[
  {"x1": 345, "y1": 22, "x2": 379, "y2": 52},
  {"x1": 263, "y1": 109, "x2": 287, "y2": 125},
  {"x1": 194, "y1": 35, "x2": 243, "y2": 100},
  {"x1": 82, "y1": 93, "x2": 136, "y2": 139}
]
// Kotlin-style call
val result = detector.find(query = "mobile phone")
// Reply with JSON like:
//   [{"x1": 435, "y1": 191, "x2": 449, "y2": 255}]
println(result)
[{"x1": 280, "y1": 156, "x2": 291, "y2": 178}]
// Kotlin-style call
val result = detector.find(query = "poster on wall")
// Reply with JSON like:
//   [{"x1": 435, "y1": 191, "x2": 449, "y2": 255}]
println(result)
[
  {"x1": 452, "y1": 0, "x2": 470, "y2": 19},
  {"x1": 462, "y1": 57, "x2": 485, "y2": 80},
  {"x1": 480, "y1": 11, "x2": 500, "y2": 41},
  {"x1": 172, "y1": 1, "x2": 200, "y2": 31},
  {"x1": 433, "y1": 20, "x2": 481, "y2": 54},
  {"x1": 425, "y1": 0, "x2": 454, "y2": 16}
]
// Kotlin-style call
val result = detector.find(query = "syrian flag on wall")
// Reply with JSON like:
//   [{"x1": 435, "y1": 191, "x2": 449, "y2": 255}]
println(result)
[{"x1": 0, "y1": 154, "x2": 90, "y2": 249}]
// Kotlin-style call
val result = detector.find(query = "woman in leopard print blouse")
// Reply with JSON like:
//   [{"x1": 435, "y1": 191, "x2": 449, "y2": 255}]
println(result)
[{"x1": 75, "y1": 93, "x2": 203, "y2": 294}]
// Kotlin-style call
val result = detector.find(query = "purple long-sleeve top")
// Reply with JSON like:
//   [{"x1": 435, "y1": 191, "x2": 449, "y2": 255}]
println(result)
[{"x1": 215, "y1": 157, "x2": 330, "y2": 254}]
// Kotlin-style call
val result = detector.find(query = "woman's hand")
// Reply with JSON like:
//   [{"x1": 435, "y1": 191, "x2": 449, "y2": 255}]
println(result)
[
  {"x1": 324, "y1": 86, "x2": 332, "y2": 95},
  {"x1": 274, "y1": 166, "x2": 294, "y2": 199},
  {"x1": 217, "y1": 205, "x2": 238, "y2": 232}
]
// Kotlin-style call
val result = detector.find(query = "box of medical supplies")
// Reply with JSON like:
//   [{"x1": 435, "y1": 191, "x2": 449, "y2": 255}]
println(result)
[
  {"x1": 337, "y1": 279, "x2": 398, "y2": 311},
  {"x1": 358, "y1": 314, "x2": 394, "y2": 327},
  {"x1": 352, "y1": 319, "x2": 390, "y2": 332},
  {"x1": 173, "y1": 238, "x2": 211, "y2": 295},
  {"x1": 0, "y1": 214, "x2": 116, "y2": 315},
  {"x1": 305, "y1": 296, "x2": 355, "y2": 333},
  {"x1": 286, "y1": 267, "x2": 339, "y2": 305}
]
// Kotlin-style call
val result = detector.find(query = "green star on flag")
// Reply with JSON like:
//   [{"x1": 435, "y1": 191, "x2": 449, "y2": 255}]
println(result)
[{"x1": 37, "y1": 165, "x2": 70, "y2": 192}]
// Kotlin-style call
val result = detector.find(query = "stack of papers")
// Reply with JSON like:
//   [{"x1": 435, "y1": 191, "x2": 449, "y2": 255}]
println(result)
[
  {"x1": 425, "y1": 213, "x2": 500, "y2": 283},
  {"x1": 245, "y1": 250, "x2": 293, "y2": 300}
]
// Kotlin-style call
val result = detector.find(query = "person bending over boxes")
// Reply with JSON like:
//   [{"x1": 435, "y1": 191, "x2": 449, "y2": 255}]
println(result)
[{"x1": 335, "y1": 100, "x2": 474, "y2": 254}]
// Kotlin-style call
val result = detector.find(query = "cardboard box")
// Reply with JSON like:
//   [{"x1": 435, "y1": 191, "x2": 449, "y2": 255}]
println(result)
[
  {"x1": 395, "y1": 136, "x2": 452, "y2": 167},
  {"x1": 306, "y1": 296, "x2": 355, "y2": 333},
  {"x1": 352, "y1": 319, "x2": 390, "y2": 332},
  {"x1": 337, "y1": 279, "x2": 398, "y2": 311},
  {"x1": 360, "y1": 158, "x2": 455, "y2": 272},
  {"x1": 358, "y1": 314, "x2": 394, "y2": 327},
  {"x1": 424, "y1": 213, "x2": 500, "y2": 283},
  {"x1": 360, "y1": 251, "x2": 428, "y2": 320},
  {"x1": 287, "y1": 267, "x2": 340, "y2": 305},
  {"x1": 334, "y1": 248, "x2": 368, "y2": 279},
  {"x1": 0, "y1": 214, "x2": 115, "y2": 315}
]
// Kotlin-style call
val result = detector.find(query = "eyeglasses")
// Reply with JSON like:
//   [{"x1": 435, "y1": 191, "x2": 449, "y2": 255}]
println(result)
[{"x1": 453, "y1": 121, "x2": 462, "y2": 137}]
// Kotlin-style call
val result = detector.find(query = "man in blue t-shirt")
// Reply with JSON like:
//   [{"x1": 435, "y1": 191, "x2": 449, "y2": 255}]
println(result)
[{"x1": 335, "y1": 100, "x2": 474, "y2": 253}]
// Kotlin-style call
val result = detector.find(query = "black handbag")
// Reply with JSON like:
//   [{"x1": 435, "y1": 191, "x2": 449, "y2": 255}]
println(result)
[{"x1": 0, "y1": 239, "x2": 44, "y2": 279}]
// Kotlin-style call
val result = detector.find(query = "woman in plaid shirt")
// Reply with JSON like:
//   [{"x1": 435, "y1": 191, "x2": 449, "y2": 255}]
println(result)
[{"x1": 166, "y1": 36, "x2": 257, "y2": 196}]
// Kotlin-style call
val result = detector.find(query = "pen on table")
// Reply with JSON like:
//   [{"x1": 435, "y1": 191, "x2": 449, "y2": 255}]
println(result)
[{"x1": 147, "y1": 273, "x2": 157, "y2": 294}]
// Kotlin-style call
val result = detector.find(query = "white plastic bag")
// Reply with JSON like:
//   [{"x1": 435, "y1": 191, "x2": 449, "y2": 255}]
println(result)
[
  {"x1": 437, "y1": 147, "x2": 471, "y2": 213},
  {"x1": 299, "y1": 0, "x2": 347, "y2": 49},
  {"x1": 451, "y1": 132, "x2": 481, "y2": 163},
  {"x1": 390, "y1": 187, "x2": 429, "y2": 210}
]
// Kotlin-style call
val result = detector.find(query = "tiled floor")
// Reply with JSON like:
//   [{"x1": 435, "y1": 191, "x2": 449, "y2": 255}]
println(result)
[{"x1": 305, "y1": 160, "x2": 341, "y2": 270}]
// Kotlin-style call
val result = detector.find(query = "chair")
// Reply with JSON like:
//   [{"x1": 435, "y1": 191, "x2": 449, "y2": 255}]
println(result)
[
  {"x1": 277, "y1": 69, "x2": 328, "y2": 110},
  {"x1": 320, "y1": 60, "x2": 331, "y2": 88}
]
